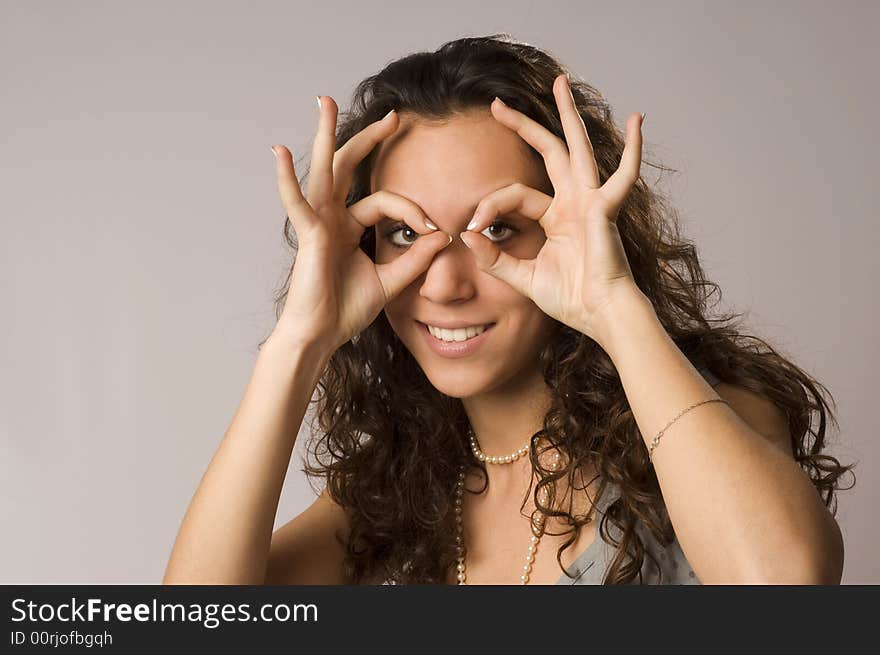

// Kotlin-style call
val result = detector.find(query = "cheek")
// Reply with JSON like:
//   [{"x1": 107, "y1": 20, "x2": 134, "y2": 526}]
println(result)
[
  {"x1": 498, "y1": 293, "x2": 554, "y2": 343},
  {"x1": 382, "y1": 294, "x2": 412, "y2": 333}
]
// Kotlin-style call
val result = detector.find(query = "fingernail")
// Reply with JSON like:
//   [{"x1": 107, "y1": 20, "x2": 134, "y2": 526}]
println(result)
[
  {"x1": 459, "y1": 232, "x2": 472, "y2": 249},
  {"x1": 641, "y1": 112, "x2": 647, "y2": 125},
  {"x1": 270, "y1": 145, "x2": 277, "y2": 159},
  {"x1": 383, "y1": 108, "x2": 396, "y2": 121},
  {"x1": 424, "y1": 219, "x2": 438, "y2": 230},
  {"x1": 444, "y1": 234, "x2": 453, "y2": 248},
  {"x1": 466, "y1": 216, "x2": 479, "y2": 231},
  {"x1": 316, "y1": 96, "x2": 322, "y2": 111},
  {"x1": 493, "y1": 96, "x2": 506, "y2": 107}
]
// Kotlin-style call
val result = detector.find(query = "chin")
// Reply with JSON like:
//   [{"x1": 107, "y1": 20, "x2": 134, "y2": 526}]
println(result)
[{"x1": 419, "y1": 367, "x2": 495, "y2": 399}]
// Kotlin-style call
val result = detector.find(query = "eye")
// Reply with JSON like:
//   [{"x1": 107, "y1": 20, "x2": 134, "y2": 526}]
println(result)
[
  {"x1": 481, "y1": 222, "x2": 517, "y2": 243},
  {"x1": 381, "y1": 223, "x2": 420, "y2": 249},
  {"x1": 380, "y1": 220, "x2": 519, "y2": 250}
]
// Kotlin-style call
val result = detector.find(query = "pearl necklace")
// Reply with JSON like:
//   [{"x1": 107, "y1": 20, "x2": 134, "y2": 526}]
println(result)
[{"x1": 454, "y1": 428, "x2": 561, "y2": 585}]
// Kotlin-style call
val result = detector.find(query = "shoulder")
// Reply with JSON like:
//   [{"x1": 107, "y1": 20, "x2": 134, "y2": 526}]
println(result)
[
  {"x1": 711, "y1": 381, "x2": 795, "y2": 459},
  {"x1": 693, "y1": 363, "x2": 794, "y2": 459},
  {"x1": 265, "y1": 488, "x2": 351, "y2": 584}
]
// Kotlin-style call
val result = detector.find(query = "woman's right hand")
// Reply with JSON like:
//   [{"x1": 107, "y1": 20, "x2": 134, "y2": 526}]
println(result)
[{"x1": 268, "y1": 96, "x2": 452, "y2": 355}]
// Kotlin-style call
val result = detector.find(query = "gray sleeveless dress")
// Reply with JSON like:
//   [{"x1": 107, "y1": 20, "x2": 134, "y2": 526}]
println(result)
[
  {"x1": 554, "y1": 481, "x2": 697, "y2": 585},
  {"x1": 555, "y1": 363, "x2": 722, "y2": 585}
]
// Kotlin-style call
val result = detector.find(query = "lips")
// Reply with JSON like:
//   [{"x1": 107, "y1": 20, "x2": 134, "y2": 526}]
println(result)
[
  {"x1": 417, "y1": 320, "x2": 496, "y2": 359},
  {"x1": 424, "y1": 323, "x2": 493, "y2": 341},
  {"x1": 417, "y1": 320, "x2": 496, "y2": 330}
]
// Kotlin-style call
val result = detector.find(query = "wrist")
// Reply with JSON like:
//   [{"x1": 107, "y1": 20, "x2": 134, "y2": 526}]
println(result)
[
  {"x1": 260, "y1": 330, "x2": 335, "y2": 369},
  {"x1": 588, "y1": 284, "x2": 657, "y2": 355}
]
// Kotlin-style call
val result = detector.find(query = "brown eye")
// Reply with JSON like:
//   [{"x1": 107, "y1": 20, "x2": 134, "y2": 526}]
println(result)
[
  {"x1": 482, "y1": 222, "x2": 517, "y2": 242},
  {"x1": 382, "y1": 224, "x2": 420, "y2": 249}
]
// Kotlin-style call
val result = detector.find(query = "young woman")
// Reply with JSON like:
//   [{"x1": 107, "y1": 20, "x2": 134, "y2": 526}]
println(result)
[{"x1": 163, "y1": 34, "x2": 855, "y2": 586}]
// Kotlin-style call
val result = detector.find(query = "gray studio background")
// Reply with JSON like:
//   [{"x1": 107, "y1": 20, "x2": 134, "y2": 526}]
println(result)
[{"x1": 1, "y1": 0, "x2": 876, "y2": 583}]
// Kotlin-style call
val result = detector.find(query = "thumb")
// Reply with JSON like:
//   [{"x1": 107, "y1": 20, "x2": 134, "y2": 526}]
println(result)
[
  {"x1": 375, "y1": 231, "x2": 453, "y2": 301},
  {"x1": 459, "y1": 231, "x2": 534, "y2": 298}
]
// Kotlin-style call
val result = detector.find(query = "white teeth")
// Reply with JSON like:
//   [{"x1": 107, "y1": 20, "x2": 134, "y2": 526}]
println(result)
[{"x1": 427, "y1": 324, "x2": 491, "y2": 342}]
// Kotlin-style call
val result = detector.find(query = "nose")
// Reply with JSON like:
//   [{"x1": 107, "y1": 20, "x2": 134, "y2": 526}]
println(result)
[{"x1": 417, "y1": 233, "x2": 478, "y2": 304}]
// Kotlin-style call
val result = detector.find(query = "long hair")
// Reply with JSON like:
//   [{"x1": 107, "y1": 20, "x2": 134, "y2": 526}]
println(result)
[{"x1": 261, "y1": 34, "x2": 856, "y2": 584}]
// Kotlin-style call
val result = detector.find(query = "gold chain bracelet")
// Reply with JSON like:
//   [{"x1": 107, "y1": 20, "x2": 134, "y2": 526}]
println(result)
[{"x1": 647, "y1": 398, "x2": 730, "y2": 462}]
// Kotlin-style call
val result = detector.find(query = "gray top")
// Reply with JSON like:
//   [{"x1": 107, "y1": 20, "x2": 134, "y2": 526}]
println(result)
[
  {"x1": 554, "y1": 481, "x2": 698, "y2": 585},
  {"x1": 555, "y1": 363, "x2": 721, "y2": 585}
]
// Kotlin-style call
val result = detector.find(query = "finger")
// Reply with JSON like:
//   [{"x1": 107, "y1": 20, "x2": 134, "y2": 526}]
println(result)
[
  {"x1": 375, "y1": 230, "x2": 453, "y2": 301},
  {"x1": 332, "y1": 109, "x2": 399, "y2": 203},
  {"x1": 464, "y1": 182, "x2": 553, "y2": 232},
  {"x1": 271, "y1": 144, "x2": 316, "y2": 232},
  {"x1": 347, "y1": 189, "x2": 439, "y2": 233},
  {"x1": 489, "y1": 96, "x2": 571, "y2": 191},
  {"x1": 555, "y1": 74, "x2": 600, "y2": 188},
  {"x1": 601, "y1": 112, "x2": 644, "y2": 210},
  {"x1": 458, "y1": 231, "x2": 535, "y2": 299},
  {"x1": 306, "y1": 95, "x2": 338, "y2": 208}
]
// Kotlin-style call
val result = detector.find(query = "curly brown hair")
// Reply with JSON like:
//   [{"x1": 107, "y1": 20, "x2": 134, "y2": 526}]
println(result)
[{"x1": 260, "y1": 33, "x2": 856, "y2": 584}]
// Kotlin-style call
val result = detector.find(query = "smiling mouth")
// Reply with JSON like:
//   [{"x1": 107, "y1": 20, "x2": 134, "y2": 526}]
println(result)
[{"x1": 417, "y1": 321, "x2": 497, "y2": 343}]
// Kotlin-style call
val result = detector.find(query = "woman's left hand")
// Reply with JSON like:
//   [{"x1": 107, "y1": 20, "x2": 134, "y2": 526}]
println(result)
[{"x1": 460, "y1": 74, "x2": 649, "y2": 347}]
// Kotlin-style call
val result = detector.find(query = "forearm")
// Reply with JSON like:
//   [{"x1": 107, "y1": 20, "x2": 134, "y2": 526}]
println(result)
[
  {"x1": 163, "y1": 336, "x2": 331, "y2": 585},
  {"x1": 595, "y1": 290, "x2": 838, "y2": 583}
]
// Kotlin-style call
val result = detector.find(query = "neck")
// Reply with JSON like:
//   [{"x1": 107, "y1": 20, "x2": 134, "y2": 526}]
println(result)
[{"x1": 462, "y1": 366, "x2": 552, "y2": 461}]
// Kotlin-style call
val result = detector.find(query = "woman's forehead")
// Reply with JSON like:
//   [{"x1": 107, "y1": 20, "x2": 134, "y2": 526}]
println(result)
[{"x1": 369, "y1": 112, "x2": 546, "y2": 197}]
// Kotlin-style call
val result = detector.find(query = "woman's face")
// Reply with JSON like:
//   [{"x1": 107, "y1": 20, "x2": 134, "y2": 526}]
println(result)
[{"x1": 371, "y1": 109, "x2": 557, "y2": 399}]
